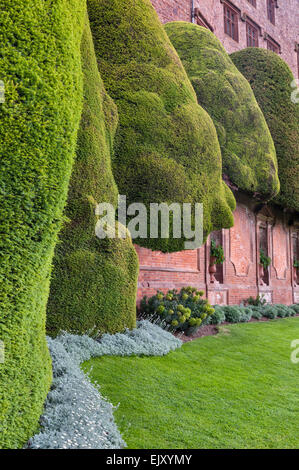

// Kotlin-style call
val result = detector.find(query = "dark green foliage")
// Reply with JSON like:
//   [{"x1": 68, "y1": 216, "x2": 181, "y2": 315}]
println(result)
[
  {"x1": 249, "y1": 307, "x2": 263, "y2": 321},
  {"x1": 46, "y1": 18, "x2": 139, "y2": 337},
  {"x1": 260, "y1": 304, "x2": 295, "y2": 319},
  {"x1": 165, "y1": 23, "x2": 280, "y2": 201},
  {"x1": 210, "y1": 239, "x2": 225, "y2": 264},
  {"x1": 275, "y1": 304, "x2": 294, "y2": 318},
  {"x1": 260, "y1": 305, "x2": 278, "y2": 319},
  {"x1": 241, "y1": 304, "x2": 294, "y2": 320},
  {"x1": 87, "y1": 0, "x2": 235, "y2": 252},
  {"x1": 231, "y1": 48, "x2": 299, "y2": 211},
  {"x1": 209, "y1": 304, "x2": 297, "y2": 324},
  {"x1": 0, "y1": 0, "x2": 86, "y2": 448},
  {"x1": 139, "y1": 287, "x2": 215, "y2": 335}
]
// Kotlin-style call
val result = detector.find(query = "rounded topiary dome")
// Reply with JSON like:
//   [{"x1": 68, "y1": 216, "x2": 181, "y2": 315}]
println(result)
[
  {"x1": 87, "y1": 0, "x2": 235, "y2": 252},
  {"x1": 165, "y1": 22, "x2": 279, "y2": 201},
  {"x1": 231, "y1": 48, "x2": 299, "y2": 212}
]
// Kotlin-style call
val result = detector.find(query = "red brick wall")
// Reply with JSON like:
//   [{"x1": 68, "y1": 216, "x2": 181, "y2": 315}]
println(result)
[
  {"x1": 136, "y1": 244, "x2": 206, "y2": 302},
  {"x1": 150, "y1": 0, "x2": 299, "y2": 78}
]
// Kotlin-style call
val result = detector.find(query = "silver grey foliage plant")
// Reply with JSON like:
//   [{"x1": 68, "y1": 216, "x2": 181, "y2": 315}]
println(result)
[{"x1": 28, "y1": 321, "x2": 182, "y2": 449}]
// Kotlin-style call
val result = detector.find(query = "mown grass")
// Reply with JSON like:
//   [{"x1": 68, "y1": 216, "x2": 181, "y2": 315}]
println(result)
[{"x1": 83, "y1": 318, "x2": 299, "y2": 449}]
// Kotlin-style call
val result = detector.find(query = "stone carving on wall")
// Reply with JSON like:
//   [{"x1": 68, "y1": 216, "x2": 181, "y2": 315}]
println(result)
[
  {"x1": 229, "y1": 205, "x2": 254, "y2": 277},
  {"x1": 258, "y1": 290, "x2": 272, "y2": 304},
  {"x1": 208, "y1": 289, "x2": 228, "y2": 306}
]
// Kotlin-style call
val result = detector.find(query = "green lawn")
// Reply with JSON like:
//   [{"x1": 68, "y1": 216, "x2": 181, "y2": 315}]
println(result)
[{"x1": 82, "y1": 318, "x2": 299, "y2": 449}]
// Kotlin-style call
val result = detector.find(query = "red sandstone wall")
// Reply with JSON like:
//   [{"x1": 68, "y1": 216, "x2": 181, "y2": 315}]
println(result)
[
  {"x1": 150, "y1": 0, "x2": 299, "y2": 79},
  {"x1": 271, "y1": 220, "x2": 294, "y2": 304},
  {"x1": 136, "y1": 245, "x2": 206, "y2": 302}
]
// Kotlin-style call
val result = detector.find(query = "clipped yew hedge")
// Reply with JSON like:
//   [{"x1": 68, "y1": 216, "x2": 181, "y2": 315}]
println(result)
[
  {"x1": 165, "y1": 23, "x2": 280, "y2": 201},
  {"x1": 87, "y1": 0, "x2": 235, "y2": 252},
  {"x1": 46, "y1": 18, "x2": 139, "y2": 337},
  {"x1": 231, "y1": 48, "x2": 299, "y2": 211},
  {"x1": 0, "y1": 0, "x2": 86, "y2": 448}
]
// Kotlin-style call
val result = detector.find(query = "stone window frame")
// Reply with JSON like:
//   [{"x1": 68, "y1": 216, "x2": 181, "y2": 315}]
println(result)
[
  {"x1": 221, "y1": 0, "x2": 240, "y2": 42},
  {"x1": 265, "y1": 33, "x2": 281, "y2": 53},
  {"x1": 194, "y1": 8, "x2": 214, "y2": 32},
  {"x1": 247, "y1": 0, "x2": 257, "y2": 7}
]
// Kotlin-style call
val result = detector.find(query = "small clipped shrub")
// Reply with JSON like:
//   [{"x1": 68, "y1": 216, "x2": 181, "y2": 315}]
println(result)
[
  {"x1": 140, "y1": 287, "x2": 215, "y2": 335},
  {"x1": 249, "y1": 307, "x2": 263, "y2": 321},
  {"x1": 261, "y1": 305, "x2": 280, "y2": 319},
  {"x1": 87, "y1": 0, "x2": 235, "y2": 252},
  {"x1": 165, "y1": 23, "x2": 279, "y2": 201},
  {"x1": 28, "y1": 321, "x2": 182, "y2": 449},
  {"x1": 231, "y1": 48, "x2": 299, "y2": 211},
  {"x1": 207, "y1": 305, "x2": 226, "y2": 325},
  {"x1": 251, "y1": 304, "x2": 297, "y2": 320},
  {"x1": 0, "y1": 0, "x2": 86, "y2": 448},
  {"x1": 46, "y1": 18, "x2": 139, "y2": 337},
  {"x1": 203, "y1": 304, "x2": 297, "y2": 325},
  {"x1": 274, "y1": 304, "x2": 288, "y2": 318},
  {"x1": 290, "y1": 304, "x2": 299, "y2": 315},
  {"x1": 222, "y1": 306, "x2": 252, "y2": 323}
]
